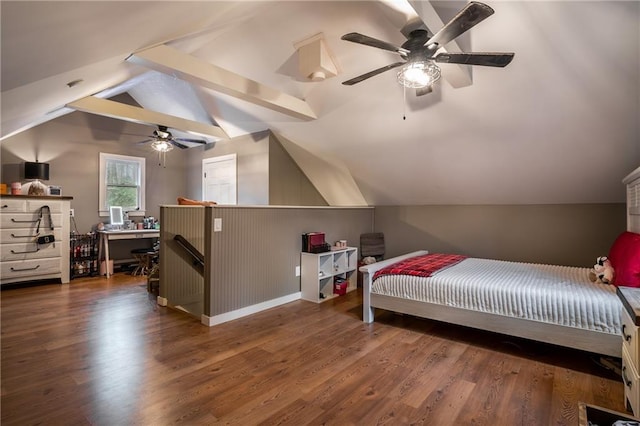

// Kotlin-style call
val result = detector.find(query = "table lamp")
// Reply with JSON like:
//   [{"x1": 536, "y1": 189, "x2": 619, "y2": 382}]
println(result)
[{"x1": 24, "y1": 161, "x2": 50, "y2": 195}]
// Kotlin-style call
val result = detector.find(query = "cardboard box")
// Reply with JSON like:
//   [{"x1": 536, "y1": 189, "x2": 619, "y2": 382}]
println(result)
[{"x1": 100, "y1": 260, "x2": 113, "y2": 276}]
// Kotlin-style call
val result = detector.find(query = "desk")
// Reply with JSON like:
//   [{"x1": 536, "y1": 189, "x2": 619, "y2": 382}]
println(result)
[{"x1": 97, "y1": 229, "x2": 159, "y2": 278}]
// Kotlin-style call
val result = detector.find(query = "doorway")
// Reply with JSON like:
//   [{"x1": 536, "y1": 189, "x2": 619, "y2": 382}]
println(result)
[{"x1": 202, "y1": 154, "x2": 237, "y2": 205}]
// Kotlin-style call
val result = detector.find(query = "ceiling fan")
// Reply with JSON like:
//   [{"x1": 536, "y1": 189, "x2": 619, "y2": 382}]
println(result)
[
  {"x1": 341, "y1": 1, "x2": 514, "y2": 96},
  {"x1": 135, "y1": 125, "x2": 208, "y2": 152}
]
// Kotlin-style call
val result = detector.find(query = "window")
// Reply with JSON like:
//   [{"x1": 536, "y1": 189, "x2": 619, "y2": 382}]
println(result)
[{"x1": 99, "y1": 153, "x2": 145, "y2": 217}]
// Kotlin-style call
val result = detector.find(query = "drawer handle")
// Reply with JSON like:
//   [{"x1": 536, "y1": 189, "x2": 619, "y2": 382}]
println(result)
[
  {"x1": 10, "y1": 265, "x2": 40, "y2": 272},
  {"x1": 11, "y1": 247, "x2": 39, "y2": 254},
  {"x1": 623, "y1": 324, "x2": 633, "y2": 342},
  {"x1": 10, "y1": 233, "x2": 37, "y2": 239},
  {"x1": 623, "y1": 366, "x2": 633, "y2": 388},
  {"x1": 10, "y1": 218, "x2": 39, "y2": 223}
]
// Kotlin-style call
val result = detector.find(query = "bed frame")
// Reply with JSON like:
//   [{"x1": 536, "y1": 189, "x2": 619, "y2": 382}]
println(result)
[{"x1": 360, "y1": 166, "x2": 640, "y2": 358}]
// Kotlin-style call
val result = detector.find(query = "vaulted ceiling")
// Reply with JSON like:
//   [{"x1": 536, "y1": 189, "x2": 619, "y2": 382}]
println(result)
[{"x1": 1, "y1": 1, "x2": 638, "y2": 205}]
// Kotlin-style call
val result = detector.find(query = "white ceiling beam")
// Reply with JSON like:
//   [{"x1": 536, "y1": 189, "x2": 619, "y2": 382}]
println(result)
[
  {"x1": 66, "y1": 96, "x2": 229, "y2": 139},
  {"x1": 127, "y1": 44, "x2": 317, "y2": 121}
]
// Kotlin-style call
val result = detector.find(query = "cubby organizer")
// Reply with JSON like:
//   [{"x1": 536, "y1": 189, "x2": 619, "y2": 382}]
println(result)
[{"x1": 301, "y1": 247, "x2": 358, "y2": 303}]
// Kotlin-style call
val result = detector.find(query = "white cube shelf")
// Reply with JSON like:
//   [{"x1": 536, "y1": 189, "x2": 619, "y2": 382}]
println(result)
[{"x1": 301, "y1": 247, "x2": 358, "y2": 303}]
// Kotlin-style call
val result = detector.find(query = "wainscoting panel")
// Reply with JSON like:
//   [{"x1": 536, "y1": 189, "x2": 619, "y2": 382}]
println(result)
[
  {"x1": 160, "y1": 206, "x2": 206, "y2": 315},
  {"x1": 204, "y1": 206, "x2": 374, "y2": 318}
]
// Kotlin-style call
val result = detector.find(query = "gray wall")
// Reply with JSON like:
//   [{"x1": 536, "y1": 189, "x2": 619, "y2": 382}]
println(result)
[
  {"x1": 268, "y1": 134, "x2": 327, "y2": 206},
  {"x1": 1, "y1": 112, "x2": 188, "y2": 232},
  {"x1": 375, "y1": 204, "x2": 627, "y2": 267},
  {"x1": 1, "y1": 111, "x2": 629, "y2": 269},
  {"x1": 0, "y1": 112, "x2": 188, "y2": 260},
  {"x1": 185, "y1": 131, "x2": 270, "y2": 204},
  {"x1": 185, "y1": 130, "x2": 327, "y2": 206}
]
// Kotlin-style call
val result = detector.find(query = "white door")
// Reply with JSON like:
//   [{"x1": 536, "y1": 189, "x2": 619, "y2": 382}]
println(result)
[{"x1": 203, "y1": 154, "x2": 237, "y2": 205}]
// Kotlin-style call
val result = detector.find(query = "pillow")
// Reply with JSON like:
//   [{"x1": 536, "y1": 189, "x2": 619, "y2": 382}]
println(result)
[
  {"x1": 608, "y1": 231, "x2": 640, "y2": 287},
  {"x1": 177, "y1": 197, "x2": 216, "y2": 206}
]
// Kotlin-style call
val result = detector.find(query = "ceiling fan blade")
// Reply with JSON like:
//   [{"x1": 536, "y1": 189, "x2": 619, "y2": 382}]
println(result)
[
  {"x1": 171, "y1": 141, "x2": 190, "y2": 150},
  {"x1": 136, "y1": 139, "x2": 154, "y2": 145},
  {"x1": 435, "y1": 52, "x2": 514, "y2": 67},
  {"x1": 425, "y1": 1, "x2": 495, "y2": 48},
  {"x1": 342, "y1": 62, "x2": 405, "y2": 86},
  {"x1": 174, "y1": 138, "x2": 207, "y2": 144},
  {"x1": 341, "y1": 33, "x2": 408, "y2": 55},
  {"x1": 416, "y1": 86, "x2": 433, "y2": 96},
  {"x1": 121, "y1": 132, "x2": 151, "y2": 137}
]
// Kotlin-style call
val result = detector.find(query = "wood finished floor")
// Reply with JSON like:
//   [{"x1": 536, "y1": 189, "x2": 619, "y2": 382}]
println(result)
[{"x1": 0, "y1": 274, "x2": 628, "y2": 425}]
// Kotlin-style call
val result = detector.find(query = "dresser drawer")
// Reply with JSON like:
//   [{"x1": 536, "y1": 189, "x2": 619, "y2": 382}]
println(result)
[
  {"x1": 0, "y1": 199, "x2": 27, "y2": 212},
  {"x1": 622, "y1": 309, "x2": 640, "y2": 364},
  {"x1": 623, "y1": 345, "x2": 640, "y2": 416},
  {"x1": 0, "y1": 228, "x2": 62, "y2": 244},
  {"x1": 0, "y1": 212, "x2": 62, "y2": 229},
  {"x1": 1, "y1": 258, "x2": 61, "y2": 281},
  {"x1": 1, "y1": 242, "x2": 61, "y2": 261},
  {"x1": 26, "y1": 199, "x2": 62, "y2": 213}
]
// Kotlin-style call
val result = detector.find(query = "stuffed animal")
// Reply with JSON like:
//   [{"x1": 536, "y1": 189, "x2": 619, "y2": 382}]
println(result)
[
  {"x1": 588, "y1": 256, "x2": 615, "y2": 284},
  {"x1": 362, "y1": 256, "x2": 377, "y2": 265}
]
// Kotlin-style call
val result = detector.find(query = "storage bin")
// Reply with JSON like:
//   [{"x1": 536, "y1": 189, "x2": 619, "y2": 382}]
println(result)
[{"x1": 333, "y1": 277, "x2": 348, "y2": 296}]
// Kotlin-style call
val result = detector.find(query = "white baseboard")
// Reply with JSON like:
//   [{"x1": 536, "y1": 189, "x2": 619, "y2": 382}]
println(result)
[{"x1": 201, "y1": 292, "x2": 301, "y2": 326}]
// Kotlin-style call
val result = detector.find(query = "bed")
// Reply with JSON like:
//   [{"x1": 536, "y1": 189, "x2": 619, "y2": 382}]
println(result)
[{"x1": 360, "y1": 167, "x2": 640, "y2": 358}]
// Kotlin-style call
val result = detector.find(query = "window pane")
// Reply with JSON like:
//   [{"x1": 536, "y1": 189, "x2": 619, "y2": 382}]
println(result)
[
  {"x1": 106, "y1": 159, "x2": 139, "y2": 185},
  {"x1": 106, "y1": 186, "x2": 138, "y2": 210},
  {"x1": 99, "y1": 152, "x2": 145, "y2": 216}
]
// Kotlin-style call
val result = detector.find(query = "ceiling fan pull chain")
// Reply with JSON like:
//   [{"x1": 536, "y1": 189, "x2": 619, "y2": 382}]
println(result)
[{"x1": 403, "y1": 85, "x2": 407, "y2": 120}]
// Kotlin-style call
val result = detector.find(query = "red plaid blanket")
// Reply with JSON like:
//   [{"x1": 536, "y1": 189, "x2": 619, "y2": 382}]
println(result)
[{"x1": 373, "y1": 253, "x2": 467, "y2": 280}]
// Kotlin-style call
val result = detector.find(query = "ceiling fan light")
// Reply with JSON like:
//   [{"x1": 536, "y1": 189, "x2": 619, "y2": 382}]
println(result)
[
  {"x1": 397, "y1": 61, "x2": 441, "y2": 89},
  {"x1": 151, "y1": 140, "x2": 174, "y2": 153}
]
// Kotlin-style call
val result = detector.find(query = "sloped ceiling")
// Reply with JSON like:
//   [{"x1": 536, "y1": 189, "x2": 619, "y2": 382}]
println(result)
[{"x1": 1, "y1": 1, "x2": 638, "y2": 205}]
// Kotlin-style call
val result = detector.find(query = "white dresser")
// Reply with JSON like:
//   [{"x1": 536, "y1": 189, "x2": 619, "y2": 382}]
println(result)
[
  {"x1": 1, "y1": 195, "x2": 72, "y2": 285},
  {"x1": 618, "y1": 286, "x2": 640, "y2": 416}
]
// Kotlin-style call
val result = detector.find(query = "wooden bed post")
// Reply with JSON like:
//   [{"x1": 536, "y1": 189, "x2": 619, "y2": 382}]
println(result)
[{"x1": 361, "y1": 268, "x2": 375, "y2": 323}]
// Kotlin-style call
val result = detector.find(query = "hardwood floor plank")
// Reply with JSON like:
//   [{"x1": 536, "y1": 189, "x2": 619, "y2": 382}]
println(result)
[
  {"x1": 0, "y1": 274, "x2": 629, "y2": 425},
  {"x1": 549, "y1": 366, "x2": 594, "y2": 425},
  {"x1": 500, "y1": 360, "x2": 555, "y2": 426}
]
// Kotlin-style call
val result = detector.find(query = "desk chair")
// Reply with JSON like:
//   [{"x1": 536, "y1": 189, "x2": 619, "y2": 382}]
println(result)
[
  {"x1": 360, "y1": 232, "x2": 385, "y2": 261},
  {"x1": 358, "y1": 232, "x2": 385, "y2": 287},
  {"x1": 147, "y1": 263, "x2": 160, "y2": 293},
  {"x1": 131, "y1": 248, "x2": 156, "y2": 276}
]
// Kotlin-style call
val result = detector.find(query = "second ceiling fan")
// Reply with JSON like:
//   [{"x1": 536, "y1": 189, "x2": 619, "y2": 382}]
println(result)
[
  {"x1": 341, "y1": 1, "x2": 514, "y2": 96},
  {"x1": 135, "y1": 125, "x2": 208, "y2": 151}
]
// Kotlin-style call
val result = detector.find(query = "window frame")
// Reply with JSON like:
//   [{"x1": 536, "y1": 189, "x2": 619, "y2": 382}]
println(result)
[{"x1": 99, "y1": 153, "x2": 146, "y2": 217}]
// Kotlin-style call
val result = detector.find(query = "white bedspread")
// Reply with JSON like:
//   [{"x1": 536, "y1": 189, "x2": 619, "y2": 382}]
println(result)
[{"x1": 372, "y1": 258, "x2": 621, "y2": 335}]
